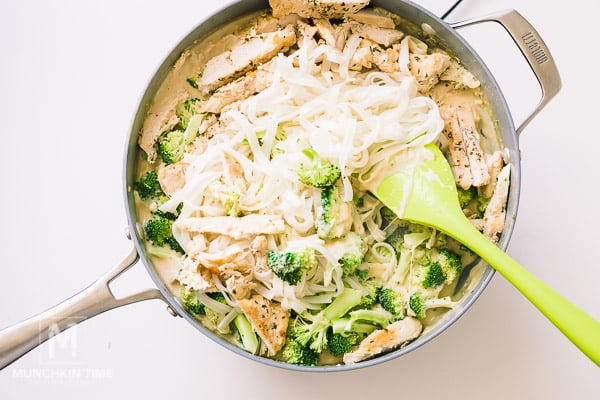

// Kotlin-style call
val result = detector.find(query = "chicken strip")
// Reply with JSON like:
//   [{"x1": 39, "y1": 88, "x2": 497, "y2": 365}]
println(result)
[
  {"x1": 197, "y1": 25, "x2": 296, "y2": 94},
  {"x1": 372, "y1": 43, "x2": 401, "y2": 73},
  {"x1": 174, "y1": 214, "x2": 286, "y2": 240},
  {"x1": 349, "y1": 39, "x2": 375, "y2": 71},
  {"x1": 251, "y1": 235, "x2": 270, "y2": 274},
  {"x1": 483, "y1": 164, "x2": 510, "y2": 243},
  {"x1": 457, "y1": 105, "x2": 491, "y2": 187},
  {"x1": 157, "y1": 161, "x2": 188, "y2": 196},
  {"x1": 201, "y1": 60, "x2": 277, "y2": 114},
  {"x1": 347, "y1": 9, "x2": 395, "y2": 29},
  {"x1": 408, "y1": 52, "x2": 451, "y2": 93},
  {"x1": 270, "y1": 0, "x2": 370, "y2": 19},
  {"x1": 441, "y1": 104, "x2": 490, "y2": 189},
  {"x1": 349, "y1": 22, "x2": 403, "y2": 47},
  {"x1": 482, "y1": 150, "x2": 505, "y2": 199},
  {"x1": 343, "y1": 317, "x2": 423, "y2": 364},
  {"x1": 238, "y1": 294, "x2": 290, "y2": 356},
  {"x1": 177, "y1": 257, "x2": 215, "y2": 292},
  {"x1": 192, "y1": 245, "x2": 246, "y2": 271},
  {"x1": 295, "y1": 19, "x2": 318, "y2": 41},
  {"x1": 440, "y1": 105, "x2": 473, "y2": 189},
  {"x1": 314, "y1": 18, "x2": 337, "y2": 47},
  {"x1": 440, "y1": 58, "x2": 480, "y2": 89},
  {"x1": 138, "y1": 89, "x2": 188, "y2": 163},
  {"x1": 219, "y1": 262, "x2": 256, "y2": 300}
]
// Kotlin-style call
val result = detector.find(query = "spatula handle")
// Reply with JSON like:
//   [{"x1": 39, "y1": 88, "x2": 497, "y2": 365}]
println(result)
[{"x1": 453, "y1": 219, "x2": 600, "y2": 366}]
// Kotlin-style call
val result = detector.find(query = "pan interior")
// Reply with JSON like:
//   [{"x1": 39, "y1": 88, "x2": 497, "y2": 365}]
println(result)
[{"x1": 123, "y1": 0, "x2": 520, "y2": 371}]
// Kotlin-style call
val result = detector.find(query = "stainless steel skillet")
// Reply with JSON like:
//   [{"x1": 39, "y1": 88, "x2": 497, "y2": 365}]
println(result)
[{"x1": 0, "y1": 0, "x2": 560, "y2": 371}]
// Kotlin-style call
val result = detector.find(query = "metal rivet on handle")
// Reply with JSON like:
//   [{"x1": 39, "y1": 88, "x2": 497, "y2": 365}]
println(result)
[{"x1": 166, "y1": 305, "x2": 180, "y2": 317}]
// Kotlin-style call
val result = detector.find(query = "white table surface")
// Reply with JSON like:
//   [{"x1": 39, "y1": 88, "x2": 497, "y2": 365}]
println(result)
[{"x1": 1, "y1": 0, "x2": 598, "y2": 398}]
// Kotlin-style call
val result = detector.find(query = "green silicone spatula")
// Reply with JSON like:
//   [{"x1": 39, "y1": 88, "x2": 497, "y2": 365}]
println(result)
[{"x1": 369, "y1": 143, "x2": 600, "y2": 366}]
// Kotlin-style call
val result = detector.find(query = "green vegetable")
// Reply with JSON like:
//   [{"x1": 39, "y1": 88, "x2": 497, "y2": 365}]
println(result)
[
  {"x1": 144, "y1": 216, "x2": 184, "y2": 254},
  {"x1": 457, "y1": 186, "x2": 477, "y2": 208},
  {"x1": 327, "y1": 332, "x2": 362, "y2": 357},
  {"x1": 234, "y1": 314, "x2": 259, "y2": 354},
  {"x1": 359, "y1": 281, "x2": 381, "y2": 308},
  {"x1": 176, "y1": 98, "x2": 203, "y2": 130},
  {"x1": 436, "y1": 248, "x2": 462, "y2": 285},
  {"x1": 378, "y1": 288, "x2": 407, "y2": 320},
  {"x1": 208, "y1": 181, "x2": 244, "y2": 217},
  {"x1": 267, "y1": 248, "x2": 318, "y2": 285},
  {"x1": 157, "y1": 129, "x2": 186, "y2": 165},
  {"x1": 181, "y1": 288, "x2": 205, "y2": 315},
  {"x1": 409, "y1": 293, "x2": 456, "y2": 320},
  {"x1": 157, "y1": 113, "x2": 203, "y2": 165},
  {"x1": 298, "y1": 148, "x2": 341, "y2": 188},
  {"x1": 281, "y1": 336, "x2": 319, "y2": 366},
  {"x1": 326, "y1": 232, "x2": 367, "y2": 277},
  {"x1": 412, "y1": 261, "x2": 446, "y2": 289},
  {"x1": 327, "y1": 308, "x2": 394, "y2": 356},
  {"x1": 153, "y1": 202, "x2": 183, "y2": 221},
  {"x1": 290, "y1": 288, "x2": 363, "y2": 353},
  {"x1": 316, "y1": 185, "x2": 351, "y2": 239},
  {"x1": 186, "y1": 73, "x2": 201, "y2": 89},
  {"x1": 133, "y1": 171, "x2": 163, "y2": 201}
]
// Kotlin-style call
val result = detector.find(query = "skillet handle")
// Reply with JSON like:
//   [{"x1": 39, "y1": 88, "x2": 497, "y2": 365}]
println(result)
[
  {"x1": 0, "y1": 247, "x2": 165, "y2": 370},
  {"x1": 451, "y1": 9, "x2": 561, "y2": 135}
]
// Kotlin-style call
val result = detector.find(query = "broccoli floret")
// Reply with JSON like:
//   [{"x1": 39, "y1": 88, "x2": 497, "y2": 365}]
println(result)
[
  {"x1": 181, "y1": 287, "x2": 205, "y2": 315},
  {"x1": 436, "y1": 248, "x2": 462, "y2": 285},
  {"x1": 408, "y1": 245, "x2": 463, "y2": 289},
  {"x1": 353, "y1": 195, "x2": 364, "y2": 208},
  {"x1": 144, "y1": 216, "x2": 184, "y2": 254},
  {"x1": 291, "y1": 288, "x2": 363, "y2": 353},
  {"x1": 328, "y1": 308, "x2": 393, "y2": 355},
  {"x1": 153, "y1": 202, "x2": 183, "y2": 221},
  {"x1": 412, "y1": 261, "x2": 446, "y2": 289},
  {"x1": 134, "y1": 171, "x2": 164, "y2": 201},
  {"x1": 433, "y1": 231, "x2": 449, "y2": 248},
  {"x1": 327, "y1": 332, "x2": 362, "y2": 357},
  {"x1": 378, "y1": 288, "x2": 407, "y2": 320},
  {"x1": 208, "y1": 292, "x2": 226, "y2": 302},
  {"x1": 344, "y1": 308, "x2": 394, "y2": 327},
  {"x1": 223, "y1": 193, "x2": 243, "y2": 217},
  {"x1": 242, "y1": 126, "x2": 287, "y2": 146},
  {"x1": 409, "y1": 293, "x2": 457, "y2": 320},
  {"x1": 186, "y1": 73, "x2": 201, "y2": 89},
  {"x1": 326, "y1": 232, "x2": 367, "y2": 277},
  {"x1": 316, "y1": 185, "x2": 351, "y2": 239},
  {"x1": 157, "y1": 129, "x2": 185, "y2": 165},
  {"x1": 208, "y1": 181, "x2": 244, "y2": 217},
  {"x1": 359, "y1": 281, "x2": 381, "y2": 308},
  {"x1": 233, "y1": 314, "x2": 259, "y2": 354},
  {"x1": 267, "y1": 248, "x2": 317, "y2": 285},
  {"x1": 201, "y1": 292, "x2": 230, "y2": 330},
  {"x1": 331, "y1": 318, "x2": 377, "y2": 335},
  {"x1": 281, "y1": 336, "x2": 319, "y2": 366},
  {"x1": 176, "y1": 98, "x2": 203, "y2": 130},
  {"x1": 477, "y1": 195, "x2": 490, "y2": 216},
  {"x1": 157, "y1": 111, "x2": 203, "y2": 165},
  {"x1": 457, "y1": 186, "x2": 477, "y2": 208},
  {"x1": 298, "y1": 148, "x2": 341, "y2": 188},
  {"x1": 412, "y1": 247, "x2": 462, "y2": 288}
]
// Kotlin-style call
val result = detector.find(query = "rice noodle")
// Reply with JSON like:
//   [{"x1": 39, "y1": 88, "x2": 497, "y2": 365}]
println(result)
[{"x1": 168, "y1": 31, "x2": 443, "y2": 310}]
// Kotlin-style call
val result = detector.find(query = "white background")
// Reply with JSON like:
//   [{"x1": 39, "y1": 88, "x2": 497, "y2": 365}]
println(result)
[{"x1": 0, "y1": 0, "x2": 598, "y2": 398}]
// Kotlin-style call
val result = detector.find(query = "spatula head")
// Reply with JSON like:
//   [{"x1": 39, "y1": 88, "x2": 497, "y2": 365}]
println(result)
[{"x1": 371, "y1": 143, "x2": 463, "y2": 231}]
